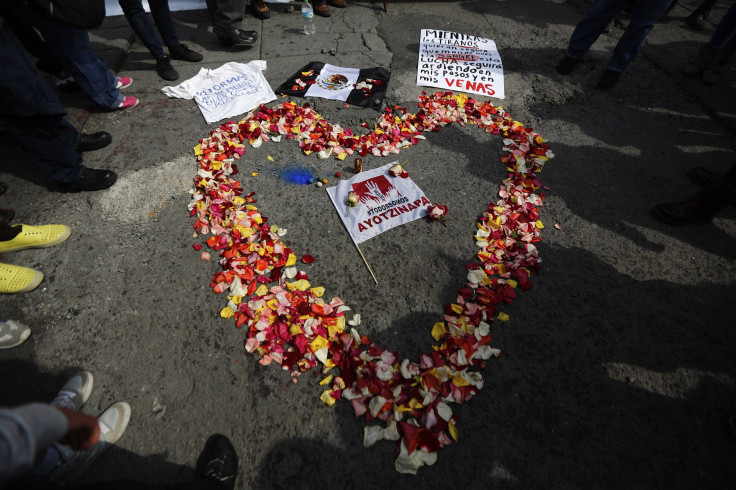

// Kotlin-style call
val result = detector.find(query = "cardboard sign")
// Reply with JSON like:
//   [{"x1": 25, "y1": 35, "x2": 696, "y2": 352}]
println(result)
[{"x1": 417, "y1": 29, "x2": 504, "y2": 99}]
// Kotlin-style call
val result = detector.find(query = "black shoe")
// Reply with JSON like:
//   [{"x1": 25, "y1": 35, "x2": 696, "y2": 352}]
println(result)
[
  {"x1": 686, "y1": 12, "x2": 707, "y2": 30},
  {"x1": 54, "y1": 70, "x2": 79, "y2": 92},
  {"x1": 196, "y1": 434, "x2": 238, "y2": 490},
  {"x1": 556, "y1": 55, "x2": 581, "y2": 75},
  {"x1": 214, "y1": 28, "x2": 258, "y2": 47},
  {"x1": 595, "y1": 69, "x2": 620, "y2": 89},
  {"x1": 169, "y1": 44, "x2": 204, "y2": 62},
  {"x1": 60, "y1": 167, "x2": 117, "y2": 192},
  {"x1": 0, "y1": 208, "x2": 14, "y2": 225},
  {"x1": 687, "y1": 166, "x2": 719, "y2": 189},
  {"x1": 651, "y1": 199, "x2": 715, "y2": 225},
  {"x1": 156, "y1": 56, "x2": 179, "y2": 81},
  {"x1": 76, "y1": 131, "x2": 112, "y2": 152}
]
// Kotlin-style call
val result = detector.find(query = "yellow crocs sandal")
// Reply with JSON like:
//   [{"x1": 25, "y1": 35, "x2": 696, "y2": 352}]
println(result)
[
  {"x1": 0, "y1": 263, "x2": 43, "y2": 294},
  {"x1": 0, "y1": 224, "x2": 72, "y2": 253}
]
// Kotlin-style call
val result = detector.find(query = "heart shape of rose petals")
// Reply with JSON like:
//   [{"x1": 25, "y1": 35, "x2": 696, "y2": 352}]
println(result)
[{"x1": 189, "y1": 91, "x2": 553, "y2": 474}]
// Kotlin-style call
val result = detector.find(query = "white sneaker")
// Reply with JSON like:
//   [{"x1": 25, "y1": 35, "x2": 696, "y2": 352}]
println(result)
[
  {"x1": 50, "y1": 371, "x2": 94, "y2": 411},
  {"x1": 98, "y1": 401, "x2": 131, "y2": 444},
  {"x1": 0, "y1": 319, "x2": 30, "y2": 349},
  {"x1": 49, "y1": 401, "x2": 131, "y2": 484}
]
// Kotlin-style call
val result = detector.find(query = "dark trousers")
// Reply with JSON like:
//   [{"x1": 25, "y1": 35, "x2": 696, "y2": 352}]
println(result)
[
  {"x1": 119, "y1": 0, "x2": 180, "y2": 59},
  {"x1": 0, "y1": 5, "x2": 65, "y2": 75},
  {"x1": 32, "y1": 17, "x2": 123, "y2": 109},
  {"x1": 0, "y1": 23, "x2": 84, "y2": 183},
  {"x1": 696, "y1": 164, "x2": 736, "y2": 210},
  {"x1": 205, "y1": 0, "x2": 246, "y2": 32},
  {"x1": 566, "y1": 0, "x2": 674, "y2": 71},
  {"x1": 13, "y1": 478, "x2": 229, "y2": 490}
]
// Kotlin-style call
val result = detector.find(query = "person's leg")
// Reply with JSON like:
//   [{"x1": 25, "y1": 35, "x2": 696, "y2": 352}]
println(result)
[
  {"x1": 147, "y1": 0, "x2": 181, "y2": 49},
  {"x1": 0, "y1": 6, "x2": 66, "y2": 75},
  {"x1": 695, "y1": 164, "x2": 736, "y2": 208},
  {"x1": 651, "y1": 164, "x2": 736, "y2": 225},
  {"x1": 33, "y1": 19, "x2": 124, "y2": 109},
  {"x1": 710, "y1": 0, "x2": 736, "y2": 49},
  {"x1": 211, "y1": 0, "x2": 247, "y2": 31},
  {"x1": 14, "y1": 478, "x2": 228, "y2": 490},
  {"x1": 691, "y1": 0, "x2": 717, "y2": 17},
  {"x1": 0, "y1": 19, "x2": 67, "y2": 116},
  {"x1": 119, "y1": 0, "x2": 167, "y2": 59},
  {"x1": 0, "y1": 22, "x2": 90, "y2": 184},
  {"x1": 566, "y1": 0, "x2": 624, "y2": 59},
  {"x1": 607, "y1": 0, "x2": 674, "y2": 71},
  {"x1": 0, "y1": 115, "x2": 84, "y2": 183},
  {"x1": 209, "y1": 0, "x2": 257, "y2": 46}
]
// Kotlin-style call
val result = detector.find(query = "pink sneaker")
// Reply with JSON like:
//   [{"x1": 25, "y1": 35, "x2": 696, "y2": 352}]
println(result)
[
  {"x1": 117, "y1": 96, "x2": 139, "y2": 109},
  {"x1": 116, "y1": 76, "x2": 132, "y2": 89}
]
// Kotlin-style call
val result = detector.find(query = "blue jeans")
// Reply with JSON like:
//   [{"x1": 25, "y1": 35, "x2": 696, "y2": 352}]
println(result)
[
  {"x1": 0, "y1": 25, "x2": 84, "y2": 183},
  {"x1": 566, "y1": 0, "x2": 674, "y2": 72},
  {"x1": 119, "y1": 0, "x2": 180, "y2": 59},
  {"x1": 32, "y1": 18, "x2": 124, "y2": 109}
]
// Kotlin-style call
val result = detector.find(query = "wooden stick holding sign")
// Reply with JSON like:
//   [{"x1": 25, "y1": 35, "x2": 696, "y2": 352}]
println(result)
[
  {"x1": 344, "y1": 190, "x2": 378, "y2": 284},
  {"x1": 355, "y1": 243, "x2": 378, "y2": 285}
]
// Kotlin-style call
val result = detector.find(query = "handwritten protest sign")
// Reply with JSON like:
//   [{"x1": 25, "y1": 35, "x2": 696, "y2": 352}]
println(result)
[{"x1": 417, "y1": 29, "x2": 504, "y2": 99}]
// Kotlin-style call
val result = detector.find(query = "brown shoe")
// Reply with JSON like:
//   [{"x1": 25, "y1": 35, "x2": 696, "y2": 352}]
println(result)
[
  {"x1": 312, "y1": 2, "x2": 330, "y2": 16},
  {"x1": 251, "y1": 0, "x2": 270, "y2": 19},
  {"x1": 327, "y1": 0, "x2": 345, "y2": 7}
]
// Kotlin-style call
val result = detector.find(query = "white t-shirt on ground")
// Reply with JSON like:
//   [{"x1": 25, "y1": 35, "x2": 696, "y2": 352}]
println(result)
[{"x1": 162, "y1": 61, "x2": 277, "y2": 124}]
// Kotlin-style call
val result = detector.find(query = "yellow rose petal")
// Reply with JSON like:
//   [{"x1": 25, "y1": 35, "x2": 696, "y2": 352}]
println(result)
[
  {"x1": 320, "y1": 389, "x2": 336, "y2": 406},
  {"x1": 431, "y1": 322, "x2": 446, "y2": 341},
  {"x1": 310, "y1": 335, "x2": 328, "y2": 353},
  {"x1": 449, "y1": 421, "x2": 458, "y2": 441},
  {"x1": 497, "y1": 312, "x2": 510, "y2": 322}
]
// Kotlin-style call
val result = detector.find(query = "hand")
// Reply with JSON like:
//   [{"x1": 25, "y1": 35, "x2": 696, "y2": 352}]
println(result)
[{"x1": 56, "y1": 407, "x2": 100, "y2": 451}]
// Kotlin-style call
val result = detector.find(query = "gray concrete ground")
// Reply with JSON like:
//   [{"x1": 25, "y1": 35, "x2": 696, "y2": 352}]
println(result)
[{"x1": 2, "y1": 0, "x2": 736, "y2": 488}]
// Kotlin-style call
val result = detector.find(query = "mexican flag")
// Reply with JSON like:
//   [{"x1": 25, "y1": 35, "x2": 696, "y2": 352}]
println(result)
[{"x1": 275, "y1": 62, "x2": 390, "y2": 109}]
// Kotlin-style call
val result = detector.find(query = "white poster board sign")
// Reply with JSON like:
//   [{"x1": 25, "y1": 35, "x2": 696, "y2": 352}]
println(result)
[{"x1": 417, "y1": 29, "x2": 504, "y2": 99}]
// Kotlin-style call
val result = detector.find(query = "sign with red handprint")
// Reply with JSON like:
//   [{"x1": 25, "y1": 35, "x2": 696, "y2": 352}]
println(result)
[{"x1": 326, "y1": 162, "x2": 431, "y2": 244}]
